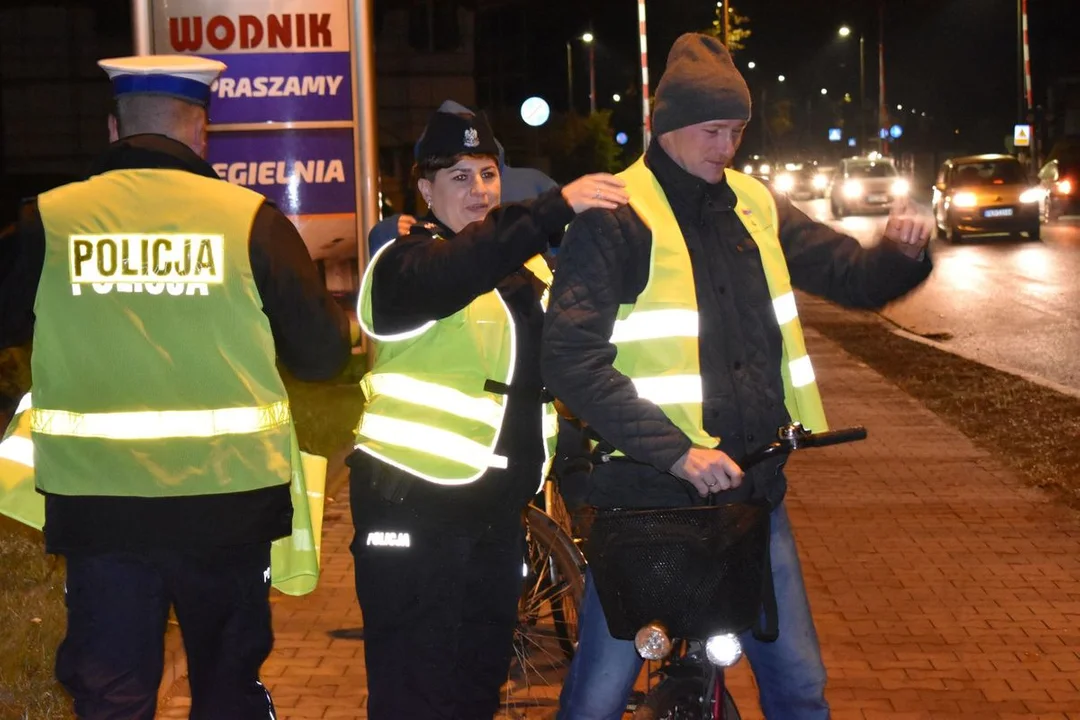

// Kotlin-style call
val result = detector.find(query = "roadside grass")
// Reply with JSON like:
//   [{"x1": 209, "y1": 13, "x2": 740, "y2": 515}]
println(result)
[
  {"x1": 804, "y1": 305, "x2": 1080, "y2": 509},
  {"x1": 0, "y1": 346, "x2": 366, "y2": 719}
]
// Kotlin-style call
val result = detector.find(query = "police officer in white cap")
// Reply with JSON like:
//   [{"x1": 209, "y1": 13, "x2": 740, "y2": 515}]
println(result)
[{"x1": 0, "y1": 55, "x2": 350, "y2": 719}]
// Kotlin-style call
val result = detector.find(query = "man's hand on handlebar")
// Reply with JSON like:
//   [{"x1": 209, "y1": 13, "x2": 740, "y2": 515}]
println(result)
[{"x1": 669, "y1": 447, "x2": 744, "y2": 497}]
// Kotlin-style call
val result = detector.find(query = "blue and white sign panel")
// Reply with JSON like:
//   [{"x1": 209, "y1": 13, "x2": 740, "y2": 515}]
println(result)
[
  {"x1": 828, "y1": 127, "x2": 842, "y2": 142},
  {"x1": 204, "y1": 52, "x2": 352, "y2": 124},
  {"x1": 153, "y1": 0, "x2": 358, "y2": 262},
  {"x1": 209, "y1": 130, "x2": 356, "y2": 216}
]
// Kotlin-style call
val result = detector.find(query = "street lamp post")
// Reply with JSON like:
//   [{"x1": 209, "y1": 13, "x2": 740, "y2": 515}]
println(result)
[
  {"x1": 839, "y1": 25, "x2": 867, "y2": 152},
  {"x1": 566, "y1": 41, "x2": 574, "y2": 112},
  {"x1": 878, "y1": 0, "x2": 887, "y2": 153},
  {"x1": 583, "y1": 32, "x2": 596, "y2": 115},
  {"x1": 566, "y1": 33, "x2": 596, "y2": 115},
  {"x1": 565, "y1": 41, "x2": 574, "y2": 112}
]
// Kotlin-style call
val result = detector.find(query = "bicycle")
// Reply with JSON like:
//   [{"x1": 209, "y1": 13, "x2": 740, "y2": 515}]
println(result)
[
  {"x1": 505, "y1": 474, "x2": 587, "y2": 712},
  {"x1": 581, "y1": 422, "x2": 867, "y2": 720}
]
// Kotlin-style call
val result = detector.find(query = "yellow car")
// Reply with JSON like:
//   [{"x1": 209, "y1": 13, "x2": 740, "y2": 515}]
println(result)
[{"x1": 931, "y1": 154, "x2": 1043, "y2": 242}]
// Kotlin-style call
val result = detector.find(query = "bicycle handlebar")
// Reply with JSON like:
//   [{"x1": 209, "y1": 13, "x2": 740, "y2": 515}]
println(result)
[{"x1": 736, "y1": 423, "x2": 867, "y2": 472}]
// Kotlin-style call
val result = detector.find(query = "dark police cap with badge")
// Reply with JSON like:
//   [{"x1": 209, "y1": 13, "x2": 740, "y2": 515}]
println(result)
[{"x1": 415, "y1": 109, "x2": 499, "y2": 162}]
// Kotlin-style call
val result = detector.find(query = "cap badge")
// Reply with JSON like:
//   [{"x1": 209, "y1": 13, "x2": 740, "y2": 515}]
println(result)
[{"x1": 463, "y1": 128, "x2": 480, "y2": 148}]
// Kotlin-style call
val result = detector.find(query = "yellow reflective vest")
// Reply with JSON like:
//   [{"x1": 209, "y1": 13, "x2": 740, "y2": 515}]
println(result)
[
  {"x1": 610, "y1": 157, "x2": 828, "y2": 448},
  {"x1": 354, "y1": 244, "x2": 558, "y2": 488}
]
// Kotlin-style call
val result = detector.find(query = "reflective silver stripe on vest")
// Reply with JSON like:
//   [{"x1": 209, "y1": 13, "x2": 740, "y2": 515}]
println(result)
[
  {"x1": 365, "y1": 373, "x2": 503, "y2": 429},
  {"x1": 358, "y1": 413, "x2": 509, "y2": 471},
  {"x1": 0, "y1": 436, "x2": 33, "y2": 467},
  {"x1": 773, "y1": 292, "x2": 799, "y2": 325},
  {"x1": 631, "y1": 374, "x2": 704, "y2": 405},
  {"x1": 30, "y1": 401, "x2": 290, "y2": 440},
  {"x1": 789, "y1": 355, "x2": 816, "y2": 388},
  {"x1": 610, "y1": 309, "x2": 698, "y2": 343}
]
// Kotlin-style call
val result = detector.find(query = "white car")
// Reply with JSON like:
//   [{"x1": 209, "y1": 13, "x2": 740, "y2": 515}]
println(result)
[{"x1": 828, "y1": 156, "x2": 909, "y2": 218}]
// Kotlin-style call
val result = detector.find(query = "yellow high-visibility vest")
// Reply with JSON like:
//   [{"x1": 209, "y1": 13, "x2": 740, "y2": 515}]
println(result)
[
  {"x1": 354, "y1": 244, "x2": 558, "y2": 489},
  {"x1": 609, "y1": 157, "x2": 828, "y2": 450}
]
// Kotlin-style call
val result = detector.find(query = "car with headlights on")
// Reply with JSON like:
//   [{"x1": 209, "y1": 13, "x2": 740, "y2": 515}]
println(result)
[
  {"x1": 828, "y1": 156, "x2": 909, "y2": 218},
  {"x1": 931, "y1": 154, "x2": 1042, "y2": 242},
  {"x1": 740, "y1": 155, "x2": 774, "y2": 183},
  {"x1": 1036, "y1": 141, "x2": 1080, "y2": 222},
  {"x1": 773, "y1": 163, "x2": 830, "y2": 200}
]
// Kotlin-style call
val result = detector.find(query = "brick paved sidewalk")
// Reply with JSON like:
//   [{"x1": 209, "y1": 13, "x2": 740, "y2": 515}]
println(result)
[{"x1": 159, "y1": 302, "x2": 1080, "y2": 719}]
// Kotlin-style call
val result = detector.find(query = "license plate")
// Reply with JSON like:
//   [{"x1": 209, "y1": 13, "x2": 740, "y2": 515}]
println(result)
[
  {"x1": 983, "y1": 208, "x2": 1013, "y2": 218},
  {"x1": 867, "y1": 194, "x2": 887, "y2": 203}
]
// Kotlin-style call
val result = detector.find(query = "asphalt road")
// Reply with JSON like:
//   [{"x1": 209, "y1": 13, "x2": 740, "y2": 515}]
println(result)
[{"x1": 794, "y1": 197, "x2": 1080, "y2": 395}]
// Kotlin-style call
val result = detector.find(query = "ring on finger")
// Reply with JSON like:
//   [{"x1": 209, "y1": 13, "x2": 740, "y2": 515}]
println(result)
[{"x1": 594, "y1": 187, "x2": 602, "y2": 199}]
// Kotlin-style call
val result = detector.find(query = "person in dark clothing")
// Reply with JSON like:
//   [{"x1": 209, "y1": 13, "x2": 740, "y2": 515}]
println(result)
[
  {"x1": 348, "y1": 106, "x2": 627, "y2": 719},
  {"x1": 541, "y1": 34, "x2": 934, "y2": 720},
  {"x1": 0, "y1": 56, "x2": 350, "y2": 720}
]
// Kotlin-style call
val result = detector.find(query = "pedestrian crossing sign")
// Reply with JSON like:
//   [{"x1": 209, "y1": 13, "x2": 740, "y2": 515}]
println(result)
[{"x1": 1014, "y1": 124, "x2": 1032, "y2": 148}]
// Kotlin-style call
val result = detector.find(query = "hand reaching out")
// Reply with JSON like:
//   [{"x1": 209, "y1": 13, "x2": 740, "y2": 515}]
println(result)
[{"x1": 561, "y1": 174, "x2": 630, "y2": 213}]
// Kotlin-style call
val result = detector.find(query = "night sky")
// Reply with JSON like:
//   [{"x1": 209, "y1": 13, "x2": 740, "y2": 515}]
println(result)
[{"x1": 530, "y1": 0, "x2": 1077, "y2": 154}]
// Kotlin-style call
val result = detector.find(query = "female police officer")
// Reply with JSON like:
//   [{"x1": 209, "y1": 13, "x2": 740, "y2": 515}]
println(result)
[{"x1": 349, "y1": 106, "x2": 627, "y2": 718}]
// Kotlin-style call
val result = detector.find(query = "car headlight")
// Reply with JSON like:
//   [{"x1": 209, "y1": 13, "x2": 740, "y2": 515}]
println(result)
[
  {"x1": 842, "y1": 179, "x2": 864, "y2": 198},
  {"x1": 743, "y1": 164, "x2": 754, "y2": 174},
  {"x1": 812, "y1": 174, "x2": 828, "y2": 190},
  {"x1": 1019, "y1": 187, "x2": 1045, "y2": 204},
  {"x1": 1057, "y1": 179, "x2": 1073, "y2": 195},
  {"x1": 891, "y1": 178, "x2": 910, "y2": 196},
  {"x1": 774, "y1": 173, "x2": 795, "y2": 193},
  {"x1": 759, "y1": 163, "x2": 771, "y2": 175},
  {"x1": 952, "y1": 192, "x2": 978, "y2": 208}
]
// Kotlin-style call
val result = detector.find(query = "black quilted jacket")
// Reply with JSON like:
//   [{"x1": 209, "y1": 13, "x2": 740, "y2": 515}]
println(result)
[{"x1": 541, "y1": 142, "x2": 932, "y2": 510}]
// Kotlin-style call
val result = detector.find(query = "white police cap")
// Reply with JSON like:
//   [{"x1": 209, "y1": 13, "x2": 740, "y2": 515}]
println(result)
[{"x1": 98, "y1": 55, "x2": 226, "y2": 107}]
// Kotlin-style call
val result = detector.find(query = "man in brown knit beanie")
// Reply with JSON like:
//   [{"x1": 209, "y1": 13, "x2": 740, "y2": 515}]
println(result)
[{"x1": 544, "y1": 32, "x2": 934, "y2": 719}]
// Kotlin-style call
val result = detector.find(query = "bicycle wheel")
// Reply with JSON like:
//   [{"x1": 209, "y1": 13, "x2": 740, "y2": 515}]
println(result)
[
  {"x1": 632, "y1": 676, "x2": 741, "y2": 720},
  {"x1": 508, "y1": 505, "x2": 586, "y2": 702}
]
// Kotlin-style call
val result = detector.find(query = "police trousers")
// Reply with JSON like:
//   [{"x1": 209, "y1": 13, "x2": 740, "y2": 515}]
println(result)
[
  {"x1": 350, "y1": 475, "x2": 525, "y2": 720},
  {"x1": 56, "y1": 544, "x2": 276, "y2": 720}
]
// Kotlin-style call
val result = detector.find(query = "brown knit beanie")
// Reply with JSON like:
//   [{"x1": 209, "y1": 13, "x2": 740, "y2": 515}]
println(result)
[{"x1": 652, "y1": 33, "x2": 752, "y2": 135}]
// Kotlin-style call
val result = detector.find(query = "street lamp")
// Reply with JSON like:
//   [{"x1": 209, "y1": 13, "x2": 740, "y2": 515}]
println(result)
[
  {"x1": 582, "y1": 33, "x2": 597, "y2": 114},
  {"x1": 838, "y1": 24, "x2": 866, "y2": 152},
  {"x1": 778, "y1": 74, "x2": 786, "y2": 83},
  {"x1": 747, "y1": 61, "x2": 756, "y2": 69},
  {"x1": 566, "y1": 33, "x2": 596, "y2": 114},
  {"x1": 820, "y1": 88, "x2": 828, "y2": 95}
]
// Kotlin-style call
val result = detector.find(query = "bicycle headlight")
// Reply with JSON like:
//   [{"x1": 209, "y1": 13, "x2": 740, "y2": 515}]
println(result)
[
  {"x1": 705, "y1": 633, "x2": 743, "y2": 668},
  {"x1": 634, "y1": 623, "x2": 673, "y2": 660}
]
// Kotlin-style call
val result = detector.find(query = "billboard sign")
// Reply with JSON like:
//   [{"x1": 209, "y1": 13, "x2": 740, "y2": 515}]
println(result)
[{"x1": 152, "y1": 0, "x2": 357, "y2": 262}]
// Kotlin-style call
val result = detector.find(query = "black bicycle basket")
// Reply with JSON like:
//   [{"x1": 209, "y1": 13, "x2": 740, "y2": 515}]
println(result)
[{"x1": 582, "y1": 502, "x2": 769, "y2": 641}]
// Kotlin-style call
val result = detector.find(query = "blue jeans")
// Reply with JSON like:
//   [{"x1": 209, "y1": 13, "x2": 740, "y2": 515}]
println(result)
[{"x1": 557, "y1": 502, "x2": 829, "y2": 720}]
